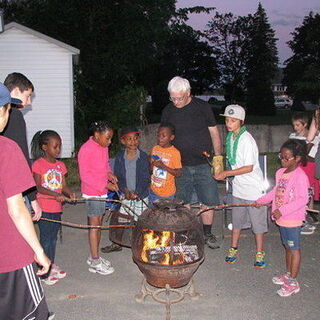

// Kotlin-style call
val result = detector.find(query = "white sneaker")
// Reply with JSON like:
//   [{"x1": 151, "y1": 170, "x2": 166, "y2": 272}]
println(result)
[
  {"x1": 87, "y1": 256, "x2": 111, "y2": 267},
  {"x1": 88, "y1": 260, "x2": 115, "y2": 275},
  {"x1": 42, "y1": 275, "x2": 59, "y2": 285},
  {"x1": 51, "y1": 264, "x2": 66, "y2": 279}
]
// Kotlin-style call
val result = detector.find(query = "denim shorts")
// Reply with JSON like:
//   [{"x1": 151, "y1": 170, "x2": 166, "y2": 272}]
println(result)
[
  {"x1": 85, "y1": 198, "x2": 106, "y2": 217},
  {"x1": 175, "y1": 163, "x2": 219, "y2": 206},
  {"x1": 148, "y1": 191, "x2": 175, "y2": 205},
  {"x1": 279, "y1": 226, "x2": 301, "y2": 250}
]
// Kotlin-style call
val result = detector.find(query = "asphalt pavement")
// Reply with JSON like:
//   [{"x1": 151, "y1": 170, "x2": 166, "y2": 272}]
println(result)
[{"x1": 42, "y1": 188, "x2": 320, "y2": 320}]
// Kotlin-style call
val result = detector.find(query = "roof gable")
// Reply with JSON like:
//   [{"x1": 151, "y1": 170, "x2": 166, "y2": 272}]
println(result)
[{"x1": 4, "y1": 22, "x2": 79, "y2": 55}]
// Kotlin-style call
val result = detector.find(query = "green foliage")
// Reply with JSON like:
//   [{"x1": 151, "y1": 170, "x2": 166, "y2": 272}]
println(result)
[
  {"x1": 62, "y1": 158, "x2": 80, "y2": 188},
  {"x1": 284, "y1": 12, "x2": 320, "y2": 103},
  {"x1": 246, "y1": 3, "x2": 278, "y2": 115},
  {"x1": 205, "y1": 3, "x2": 278, "y2": 115},
  {"x1": 205, "y1": 13, "x2": 251, "y2": 102},
  {"x1": 1, "y1": 0, "x2": 220, "y2": 143}
]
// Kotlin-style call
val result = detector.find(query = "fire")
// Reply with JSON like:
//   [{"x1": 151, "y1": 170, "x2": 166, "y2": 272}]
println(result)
[{"x1": 140, "y1": 229, "x2": 186, "y2": 265}]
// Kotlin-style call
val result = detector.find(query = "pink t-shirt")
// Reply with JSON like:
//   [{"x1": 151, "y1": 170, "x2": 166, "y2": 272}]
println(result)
[
  {"x1": 275, "y1": 172, "x2": 302, "y2": 228},
  {"x1": 0, "y1": 136, "x2": 35, "y2": 273},
  {"x1": 78, "y1": 137, "x2": 112, "y2": 196},
  {"x1": 32, "y1": 158, "x2": 67, "y2": 212}
]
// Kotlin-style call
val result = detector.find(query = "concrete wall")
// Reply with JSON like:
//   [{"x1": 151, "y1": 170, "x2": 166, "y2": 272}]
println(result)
[{"x1": 139, "y1": 124, "x2": 293, "y2": 154}]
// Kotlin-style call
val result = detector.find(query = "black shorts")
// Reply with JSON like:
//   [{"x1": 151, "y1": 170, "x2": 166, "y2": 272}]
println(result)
[{"x1": 0, "y1": 262, "x2": 49, "y2": 320}]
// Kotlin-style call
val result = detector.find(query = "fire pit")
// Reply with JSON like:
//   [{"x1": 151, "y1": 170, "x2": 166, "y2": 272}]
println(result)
[{"x1": 131, "y1": 199, "x2": 204, "y2": 288}]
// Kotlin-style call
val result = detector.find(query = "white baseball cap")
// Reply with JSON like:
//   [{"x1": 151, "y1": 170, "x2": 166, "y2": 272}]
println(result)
[{"x1": 220, "y1": 104, "x2": 246, "y2": 121}]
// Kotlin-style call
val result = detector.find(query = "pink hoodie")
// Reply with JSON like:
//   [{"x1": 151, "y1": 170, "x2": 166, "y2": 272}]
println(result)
[
  {"x1": 257, "y1": 166, "x2": 309, "y2": 221},
  {"x1": 78, "y1": 137, "x2": 111, "y2": 196}
]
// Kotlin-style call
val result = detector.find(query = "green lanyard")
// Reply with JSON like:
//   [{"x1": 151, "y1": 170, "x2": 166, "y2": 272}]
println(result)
[{"x1": 226, "y1": 126, "x2": 247, "y2": 165}]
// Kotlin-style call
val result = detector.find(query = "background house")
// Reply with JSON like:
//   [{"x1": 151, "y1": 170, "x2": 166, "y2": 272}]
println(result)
[{"x1": 0, "y1": 22, "x2": 79, "y2": 158}]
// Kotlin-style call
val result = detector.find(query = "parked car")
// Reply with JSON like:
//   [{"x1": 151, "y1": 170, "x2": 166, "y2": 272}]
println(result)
[{"x1": 274, "y1": 97, "x2": 293, "y2": 109}]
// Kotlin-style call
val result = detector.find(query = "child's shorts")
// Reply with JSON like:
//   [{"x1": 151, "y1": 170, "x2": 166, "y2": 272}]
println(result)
[
  {"x1": 119, "y1": 197, "x2": 149, "y2": 221},
  {"x1": 279, "y1": 226, "x2": 301, "y2": 250},
  {"x1": 84, "y1": 195, "x2": 106, "y2": 217},
  {"x1": 232, "y1": 196, "x2": 268, "y2": 234}
]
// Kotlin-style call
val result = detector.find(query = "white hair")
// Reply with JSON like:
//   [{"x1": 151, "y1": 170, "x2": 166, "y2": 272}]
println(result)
[{"x1": 167, "y1": 76, "x2": 191, "y2": 93}]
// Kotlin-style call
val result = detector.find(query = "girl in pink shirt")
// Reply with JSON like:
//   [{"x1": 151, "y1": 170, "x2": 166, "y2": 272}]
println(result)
[
  {"x1": 257, "y1": 139, "x2": 309, "y2": 297},
  {"x1": 31, "y1": 130, "x2": 76, "y2": 285},
  {"x1": 78, "y1": 121, "x2": 118, "y2": 275}
]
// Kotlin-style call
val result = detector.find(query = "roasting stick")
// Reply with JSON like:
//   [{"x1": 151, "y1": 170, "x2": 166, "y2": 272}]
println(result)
[
  {"x1": 37, "y1": 196, "x2": 138, "y2": 229},
  {"x1": 196, "y1": 203, "x2": 270, "y2": 216}
]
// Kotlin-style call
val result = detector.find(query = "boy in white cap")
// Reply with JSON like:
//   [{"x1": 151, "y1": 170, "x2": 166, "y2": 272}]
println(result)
[{"x1": 215, "y1": 105, "x2": 268, "y2": 268}]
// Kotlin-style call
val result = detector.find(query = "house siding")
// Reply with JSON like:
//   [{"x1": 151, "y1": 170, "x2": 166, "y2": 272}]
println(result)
[{"x1": 0, "y1": 27, "x2": 76, "y2": 158}]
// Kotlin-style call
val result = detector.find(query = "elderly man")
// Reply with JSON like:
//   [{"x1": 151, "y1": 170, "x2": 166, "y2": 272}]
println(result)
[{"x1": 161, "y1": 76, "x2": 222, "y2": 248}]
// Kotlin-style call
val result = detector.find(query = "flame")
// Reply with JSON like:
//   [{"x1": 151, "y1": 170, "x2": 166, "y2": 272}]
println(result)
[{"x1": 140, "y1": 229, "x2": 186, "y2": 265}]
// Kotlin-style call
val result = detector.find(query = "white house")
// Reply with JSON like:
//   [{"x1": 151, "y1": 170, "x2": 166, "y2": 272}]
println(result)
[{"x1": 0, "y1": 22, "x2": 80, "y2": 158}]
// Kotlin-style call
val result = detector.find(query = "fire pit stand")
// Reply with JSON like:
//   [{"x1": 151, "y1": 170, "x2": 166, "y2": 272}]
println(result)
[{"x1": 135, "y1": 277, "x2": 201, "y2": 320}]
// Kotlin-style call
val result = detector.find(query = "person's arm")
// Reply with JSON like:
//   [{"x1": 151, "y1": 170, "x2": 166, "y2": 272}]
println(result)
[
  {"x1": 61, "y1": 175, "x2": 76, "y2": 201},
  {"x1": 214, "y1": 165, "x2": 253, "y2": 180},
  {"x1": 152, "y1": 159, "x2": 182, "y2": 177},
  {"x1": 7, "y1": 193, "x2": 50, "y2": 275},
  {"x1": 208, "y1": 126, "x2": 222, "y2": 156},
  {"x1": 307, "y1": 118, "x2": 317, "y2": 142}
]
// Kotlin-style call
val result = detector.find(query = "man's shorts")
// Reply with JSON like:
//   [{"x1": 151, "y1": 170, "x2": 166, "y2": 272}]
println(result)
[
  {"x1": 84, "y1": 196, "x2": 106, "y2": 217},
  {"x1": 232, "y1": 196, "x2": 268, "y2": 234},
  {"x1": 175, "y1": 164, "x2": 219, "y2": 206},
  {"x1": 279, "y1": 226, "x2": 301, "y2": 250},
  {"x1": 0, "y1": 262, "x2": 49, "y2": 320}
]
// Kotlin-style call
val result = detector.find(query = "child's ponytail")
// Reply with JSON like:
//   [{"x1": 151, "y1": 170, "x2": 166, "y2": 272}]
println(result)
[{"x1": 31, "y1": 131, "x2": 44, "y2": 160}]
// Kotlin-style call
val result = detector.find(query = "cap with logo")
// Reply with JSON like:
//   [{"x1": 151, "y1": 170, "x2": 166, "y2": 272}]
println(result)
[{"x1": 220, "y1": 104, "x2": 246, "y2": 121}]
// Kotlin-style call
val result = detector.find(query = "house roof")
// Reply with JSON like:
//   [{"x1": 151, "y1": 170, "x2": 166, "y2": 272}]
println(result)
[{"x1": 4, "y1": 22, "x2": 80, "y2": 55}]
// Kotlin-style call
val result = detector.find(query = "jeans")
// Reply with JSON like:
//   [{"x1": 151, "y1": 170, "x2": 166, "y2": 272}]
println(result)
[
  {"x1": 38, "y1": 212, "x2": 62, "y2": 263},
  {"x1": 176, "y1": 163, "x2": 219, "y2": 206}
]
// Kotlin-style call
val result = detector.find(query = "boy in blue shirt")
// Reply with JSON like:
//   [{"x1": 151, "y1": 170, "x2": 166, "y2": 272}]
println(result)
[{"x1": 101, "y1": 126, "x2": 150, "y2": 253}]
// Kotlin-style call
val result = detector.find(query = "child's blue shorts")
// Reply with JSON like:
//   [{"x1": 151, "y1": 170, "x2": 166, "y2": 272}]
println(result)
[{"x1": 279, "y1": 226, "x2": 301, "y2": 250}]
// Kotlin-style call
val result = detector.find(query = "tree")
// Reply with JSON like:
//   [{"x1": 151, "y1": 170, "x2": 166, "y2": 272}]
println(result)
[
  {"x1": 283, "y1": 12, "x2": 320, "y2": 104},
  {"x1": 1, "y1": 1, "x2": 220, "y2": 137},
  {"x1": 246, "y1": 3, "x2": 278, "y2": 115},
  {"x1": 205, "y1": 12, "x2": 252, "y2": 102}
]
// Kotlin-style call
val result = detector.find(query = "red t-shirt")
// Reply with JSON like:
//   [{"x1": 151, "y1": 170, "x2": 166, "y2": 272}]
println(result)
[
  {"x1": 0, "y1": 136, "x2": 35, "y2": 273},
  {"x1": 32, "y1": 158, "x2": 67, "y2": 213}
]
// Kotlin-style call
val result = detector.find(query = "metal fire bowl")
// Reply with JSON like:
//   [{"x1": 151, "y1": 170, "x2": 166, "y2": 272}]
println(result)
[{"x1": 133, "y1": 257, "x2": 204, "y2": 289}]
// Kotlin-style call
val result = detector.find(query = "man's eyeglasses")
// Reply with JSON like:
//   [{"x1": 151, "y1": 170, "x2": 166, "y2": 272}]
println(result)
[
  {"x1": 169, "y1": 95, "x2": 186, "y2": 102},
  {"x1": 278, "y1": 153, "x2": 295, "y2": 161}
]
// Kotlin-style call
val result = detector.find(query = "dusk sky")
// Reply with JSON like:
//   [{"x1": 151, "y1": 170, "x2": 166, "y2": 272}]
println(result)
[{"x1": 177, "y1": 0, "x2": 320, "y2": 65}]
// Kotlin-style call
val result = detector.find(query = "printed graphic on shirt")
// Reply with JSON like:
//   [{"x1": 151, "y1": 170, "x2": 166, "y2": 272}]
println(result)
[
  {"x1": 151, "y1": 156, "x2": 169, "y2": 188},
  {"x1": 42, "y1": 167, "x2": 63, "y2": 191},
  {"x1": 275, "y1": 175, "x2": 290, "y2": 208}
]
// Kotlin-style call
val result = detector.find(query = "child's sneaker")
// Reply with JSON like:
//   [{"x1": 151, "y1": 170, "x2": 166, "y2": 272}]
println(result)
[
  {"x1": 272, "y1": 273, "x2": 290, "y2": 285},
  {"x1": 88, "y1": 259, "x2": 115, "y2": 275},
  {"x1": 42, "y1": 275, "x2": 59, "y2": 285},
  {"x1": 254, "y1": 251, "x2": 266, "y2": 268},
  {"x1": 277, "y1": 280, "x2": 300, "y2": 297},
  {"x1": 101, "y1": 243, "x2": 123, "y2": 253},
  {"x1": 87, "y1": 256, "x2": 111, "y2": 267},
  {"x1": 301, "y1": 223, "x2": 316, "y2": 235},
  {"x1": 51, "y1": 264, "x2": 66, "y2": 279},
  {"x1": 225, "y1": 248, "x2": 238, "y2": 264}
]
